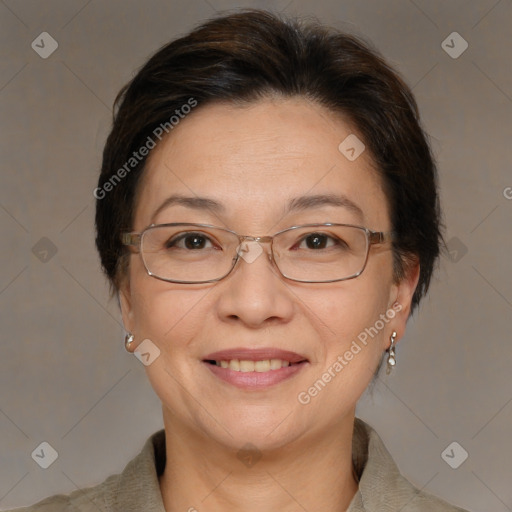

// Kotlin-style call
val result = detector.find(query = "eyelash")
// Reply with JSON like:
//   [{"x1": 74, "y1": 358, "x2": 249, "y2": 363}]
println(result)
[{"x1": 165, "y1": 231, "x2": 345, "y2": 250}]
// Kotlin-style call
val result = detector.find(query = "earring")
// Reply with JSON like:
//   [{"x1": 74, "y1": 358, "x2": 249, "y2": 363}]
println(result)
[
  {"x1": 386, "y1": 331, "x2": 397, "y2": 374},
  {"x1": 124, "y1": 333, "x2": 135, "y2": 353}
]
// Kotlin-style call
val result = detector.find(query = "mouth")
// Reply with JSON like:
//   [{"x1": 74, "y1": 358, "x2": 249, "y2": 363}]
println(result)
[
  {"x1": 202, "y1": 348, "x2": 309, "y2": 389},
  {"x1": 204, "y1": 358, "x2": 305, "y2": 372}
]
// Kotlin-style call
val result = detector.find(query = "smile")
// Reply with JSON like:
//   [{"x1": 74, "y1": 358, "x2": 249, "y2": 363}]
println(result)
[
  {"x1": 206, "y1": 359, "x2": 295, "y2": 372},
  {"x1": 202, "y1": 348, "x2": 309, "y2": 389}
]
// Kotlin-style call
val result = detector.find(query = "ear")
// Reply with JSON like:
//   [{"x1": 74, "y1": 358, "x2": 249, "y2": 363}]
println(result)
[
  {"x1": 387, "y1": 258, "x2": 421, "y2": 344},
  {"x1": 118, "y1": 277, "x2": 135, "y2": 334}
]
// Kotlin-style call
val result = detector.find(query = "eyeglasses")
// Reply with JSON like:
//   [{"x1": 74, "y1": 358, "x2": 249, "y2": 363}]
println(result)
[{"x1": 121, "y1": 223, "x2": 394, "y2": 284}]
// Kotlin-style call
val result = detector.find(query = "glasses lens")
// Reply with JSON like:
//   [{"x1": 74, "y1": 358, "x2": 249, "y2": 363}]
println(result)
[
  {"x1": 140, "y1": 225, "x2": 237, "y2": 283},
  {"x1": 139, "y1": 223, "x2": 370, "y2": 283},
  {"x1": 273, "y1": 225, "x2": 369, "y2": 282}
]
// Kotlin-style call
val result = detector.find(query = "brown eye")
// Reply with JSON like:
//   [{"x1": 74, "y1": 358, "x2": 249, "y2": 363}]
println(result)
[
  {"x1": 297, "y1": 233, "x2": 343, "y2": 250},
  {"x1": 166, "y1": 232, "x2": 214, "y2": 250},
  {"x1": 304, "y1": 234, "x2": 329, "y2": 249}
]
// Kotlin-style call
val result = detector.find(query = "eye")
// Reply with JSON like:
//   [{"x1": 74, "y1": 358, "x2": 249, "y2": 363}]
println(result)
[
  {"x1": 165, "y1": 232, "x2": 216, "y2": 250},
  {"x1": 297, "y1": 232, "x2": 343, "y2": 250}
]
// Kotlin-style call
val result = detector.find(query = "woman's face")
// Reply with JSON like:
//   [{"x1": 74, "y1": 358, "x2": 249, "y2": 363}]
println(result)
[{"x1": 120, "y1": 97, "x2": 418, "y2": 450}]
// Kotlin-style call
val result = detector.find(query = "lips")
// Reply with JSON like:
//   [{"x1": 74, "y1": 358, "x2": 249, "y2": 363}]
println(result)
[
  {"x1": 203, "y1": 348, "x2": 308, "y2": 364},
  {"x1": 202, "y1": 347, "x2": 309, "y2": 389}
]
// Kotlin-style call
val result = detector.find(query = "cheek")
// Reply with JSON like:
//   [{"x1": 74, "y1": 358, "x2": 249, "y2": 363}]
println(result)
[
  {"x1": 299, "y1": 279, "x2": 391, "y2": 392},
  {"x1": 306, "y1": 277, "x2": 391, "y2": 343},
  {"x1": 132, "y1": 283, "x2": 209, "y2": 347},
  {"x1": 129, "y1": 282, "x2": 211, "y2": 398},
  {"x1": 295, "y1": 299, "x2": 388, "y2": 419},
  {"x1": 127, "y1": 256, "x2": 192, "y2": 342}
]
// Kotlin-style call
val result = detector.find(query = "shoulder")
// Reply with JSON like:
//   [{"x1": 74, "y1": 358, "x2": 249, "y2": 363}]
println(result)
[
  {"x1": 398, "y1": 490, "x2": 469, "y2": 512},
  {"x1": 3, "y1": 472, "x2": 118, "y2": 512},
  {"x1": 352, "y1": 418, "x2": 469, "y2": 512},
  {"x1": 3, "y1": 429, "x2": 166, "y2": 512}
]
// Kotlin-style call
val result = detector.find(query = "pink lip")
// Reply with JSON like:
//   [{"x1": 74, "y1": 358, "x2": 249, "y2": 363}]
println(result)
[
  {"x1": 203, "y1": 347, "x2": 308, "y2": 364},
  {"x1": 202, "y1": 347, "x2": 309, "y2": 390}
]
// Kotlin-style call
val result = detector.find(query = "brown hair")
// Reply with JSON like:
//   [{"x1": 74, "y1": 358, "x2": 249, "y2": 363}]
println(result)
[{"x1": 95, "y1": 9, "x2": 443, "y2": 313}]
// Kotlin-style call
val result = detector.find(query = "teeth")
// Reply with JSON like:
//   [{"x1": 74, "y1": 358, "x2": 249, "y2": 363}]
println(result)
[
  {"x1": 270, "y1": 358, "x2": 282, "y2": 370},
  {"x1": 254, "y1": 360, "x2": 269, "y2": 372},
  {"x1": 240, "y1": 360, "x2": 255, "y2": 372},
  {"x1": 214, "y1": 359, "x2": 295, "y2": 372}
]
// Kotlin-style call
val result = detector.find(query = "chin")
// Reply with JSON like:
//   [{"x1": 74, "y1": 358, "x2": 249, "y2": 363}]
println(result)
[{"x1": 217, "y1": 405, "x2": 309, "y2": 450}]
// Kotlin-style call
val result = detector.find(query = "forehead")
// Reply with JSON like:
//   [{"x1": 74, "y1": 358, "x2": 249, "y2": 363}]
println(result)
[{"x1": 134, "y1": 97, "x2": 389, "y2": 231}]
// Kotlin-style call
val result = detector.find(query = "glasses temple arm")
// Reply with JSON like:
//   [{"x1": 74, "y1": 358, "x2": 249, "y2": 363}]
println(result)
[
  {"x1": 121, "y1": 232, "x2": 142, "y2": 248},
  {"x1": 369, "y1": 231, "x2": 396, "y2": 244}
]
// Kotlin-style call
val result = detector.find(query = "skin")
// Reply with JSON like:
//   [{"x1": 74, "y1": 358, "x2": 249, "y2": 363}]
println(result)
[{"x1": 119, "y1": 97, "x2": 420, "y2": 512}]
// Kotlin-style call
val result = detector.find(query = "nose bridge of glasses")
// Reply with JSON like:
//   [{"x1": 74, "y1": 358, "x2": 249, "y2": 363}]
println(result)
[
  {"x1": 233, "y1": 235, "x2": 276, "y2": 268},
  {"x1": 240, "y1": 235, "x2": 273, "y2": 244}
]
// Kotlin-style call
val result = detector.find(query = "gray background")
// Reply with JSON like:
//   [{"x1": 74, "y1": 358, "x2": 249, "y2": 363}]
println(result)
[{"x1": 1, "y1": 0, "x2": 511, "y2": 510}]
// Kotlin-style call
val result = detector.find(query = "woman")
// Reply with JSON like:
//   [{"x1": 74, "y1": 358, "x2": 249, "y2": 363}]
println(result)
[{"x1": 11, "y1": 9, "x2": 469, "y2": 512}]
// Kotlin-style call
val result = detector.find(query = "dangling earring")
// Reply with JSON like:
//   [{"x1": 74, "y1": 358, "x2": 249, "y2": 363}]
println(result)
[
  {"x1": 125, "y1": 333, "x2": 134, "y2": 353},
  {"x1": 386, "y1": 331, "x2": 397, "y2": 374}
]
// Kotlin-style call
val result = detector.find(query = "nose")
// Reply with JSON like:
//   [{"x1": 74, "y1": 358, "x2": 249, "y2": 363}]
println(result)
[{"x1": 214, "y1": 240, "x2": 295, "y2": 328}]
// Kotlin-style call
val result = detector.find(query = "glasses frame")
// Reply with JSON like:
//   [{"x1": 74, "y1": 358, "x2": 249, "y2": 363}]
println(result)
[{"x1": 121, "y1": 222, "x2": 395, "y2": 284}]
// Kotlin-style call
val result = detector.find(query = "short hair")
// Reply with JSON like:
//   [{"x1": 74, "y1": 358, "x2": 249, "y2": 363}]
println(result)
[{"x1": 95, "y1": 9, "x2": 443, "y2": 313}]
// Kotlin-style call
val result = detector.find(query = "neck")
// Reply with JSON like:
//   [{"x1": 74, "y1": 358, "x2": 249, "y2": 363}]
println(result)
[{"x1": 158, "y1": 413, "x2": 359, "y2": 512}]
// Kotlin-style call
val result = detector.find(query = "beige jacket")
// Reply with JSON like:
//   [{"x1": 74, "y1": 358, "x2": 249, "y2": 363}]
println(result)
[{"x1": 7, "y1": 419, "x2": 468, "y2": 511}]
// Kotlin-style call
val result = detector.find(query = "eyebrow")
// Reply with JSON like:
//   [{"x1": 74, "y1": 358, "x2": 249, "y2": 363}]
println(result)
[
  {"x1": 286, "y1": 194, "x2": 364, "y2": 221},
  {"x1": 150, "y1": 193, "x2": 364, "y2": 223},
  {"x1": 151, "y1": 195, "x2": 225, "y2": 222}
]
